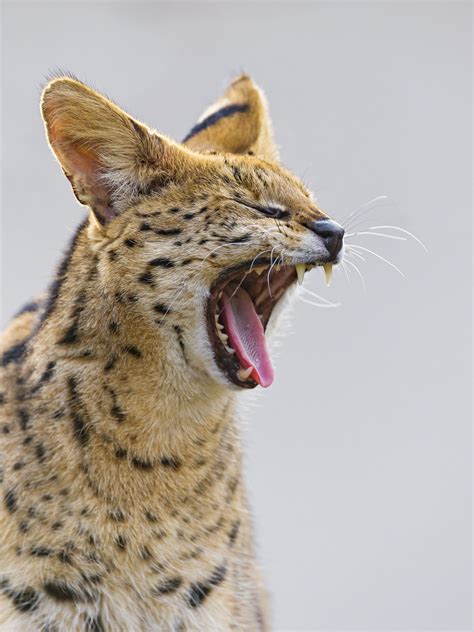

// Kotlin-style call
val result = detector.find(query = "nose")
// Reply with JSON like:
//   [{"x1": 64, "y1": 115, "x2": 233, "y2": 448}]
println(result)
[{"x1": 309, "y1": 219, "x2": 345, "y2": 259}]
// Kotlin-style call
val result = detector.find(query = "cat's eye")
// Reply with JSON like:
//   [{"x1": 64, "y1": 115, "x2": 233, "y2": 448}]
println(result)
[{"x1": 237, "y1": 200, "x2": 288, "y2": 219}]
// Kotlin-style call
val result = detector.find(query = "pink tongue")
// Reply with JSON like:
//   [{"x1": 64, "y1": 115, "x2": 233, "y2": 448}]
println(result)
[{"x1": 220, "y1": 287, "x2": 274, "y2": 388}]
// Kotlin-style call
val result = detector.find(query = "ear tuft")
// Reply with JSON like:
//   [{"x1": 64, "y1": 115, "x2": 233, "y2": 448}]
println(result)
[{"x1": 183, "y1": 75, "x2": 279, "y2": 162}]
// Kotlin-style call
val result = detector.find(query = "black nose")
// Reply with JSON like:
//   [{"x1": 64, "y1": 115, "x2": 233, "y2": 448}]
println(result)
[{"x1": 309, "y1": 219, "x2": 345, "y2": 259}]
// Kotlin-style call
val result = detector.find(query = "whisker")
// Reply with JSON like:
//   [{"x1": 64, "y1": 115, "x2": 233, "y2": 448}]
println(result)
[
  {"x1": 341, "y1": 195, "x2": 389, "y2": 230},
  {"x1": 300, "y1": 285, "x2": 340, "y2": 307},
  {"x1": 343, "y1": 258, "x2": 367, "y2": 293},
  {"x1": 368, "y1": 225, "x2": 428, "y2": 252},
  {"x1": 346, "y1": 231, "x2": 406, "y2": 241},
  {"x1": 298, "y1": 296, "x2": 341, "y2": 309},
  {"x1": 266, "y1": 247, "x2": 277, "y2": 297},
  {"x1": 340, "y1": 260, "x2": 351, "y2": 282},
  {"x1": 345, "y1": 249, "x2": 366, "y2": 262},
  {"x1": 346, "y1": 244, "x2": 405, "y2": 277}
]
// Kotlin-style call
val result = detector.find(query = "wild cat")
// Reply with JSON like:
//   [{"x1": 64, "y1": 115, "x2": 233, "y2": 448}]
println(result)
[{"x1": 0, "y1": 74, "x2": 344, "y2": 631}]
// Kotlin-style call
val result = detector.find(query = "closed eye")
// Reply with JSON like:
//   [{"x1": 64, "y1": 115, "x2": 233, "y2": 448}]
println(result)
[{"x1": 234, "y1": 200, "x2": 289, "y2": 220}]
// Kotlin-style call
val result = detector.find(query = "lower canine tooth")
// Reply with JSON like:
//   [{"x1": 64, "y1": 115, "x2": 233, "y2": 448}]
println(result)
[
  {"x1": 225, "y1": 345, "x2": 235, "y2": 354},
  {"x1": 295, "y1": 263, "x2": 305, "y2": 285},
  {"x1": 323, "y1": 263, "x2": 333, "y2": 286},
  {"x1": 237, "y1": 366, "x2": 253, "y2": 380}
]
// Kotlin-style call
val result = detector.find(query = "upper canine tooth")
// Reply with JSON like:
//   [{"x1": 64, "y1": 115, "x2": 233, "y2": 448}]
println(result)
[
  {"x1": 323, "y1": 263, "x2": 333, "y2": 286},
  {"x1": 295, "y1": 263, "x2": 305, "y2": 286}
]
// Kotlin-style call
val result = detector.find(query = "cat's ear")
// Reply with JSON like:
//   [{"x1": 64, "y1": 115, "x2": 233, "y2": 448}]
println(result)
[
  {"x1": 183, "y1": 75, "x2": 279, "y2": 162},
  {"x1": 41, "y1": 77, "x2": 184, "y2": 226}
]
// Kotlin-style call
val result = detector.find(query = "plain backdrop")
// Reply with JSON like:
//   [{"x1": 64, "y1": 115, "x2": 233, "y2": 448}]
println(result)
[{"x1": 1, "y1": 2, "x2": 472, "y2": 631}]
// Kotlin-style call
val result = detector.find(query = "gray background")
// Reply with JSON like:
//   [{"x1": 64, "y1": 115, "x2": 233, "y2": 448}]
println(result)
[{"x1": 1, "y1": 2, "x2": 472, "y2": 630}]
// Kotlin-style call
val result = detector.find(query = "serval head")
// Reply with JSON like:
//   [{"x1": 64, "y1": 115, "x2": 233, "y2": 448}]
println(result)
[{"x1": 41, "y1": 74, "x2": 344, "y2": 390}]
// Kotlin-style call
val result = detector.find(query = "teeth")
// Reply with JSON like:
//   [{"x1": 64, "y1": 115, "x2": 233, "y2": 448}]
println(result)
[
  {"x1": 295, "y1": 264, "x2": 305, "y2": 286},
  {"x1": 217, "y1": 329, "x2": 228, "y2": 343},
  {"x1": 323, "y1": 263, "x2": 333, "y2": 286},
  {"x1": 224, "y1": 345, "x2": 235, "y2": 354},
  {"x1": 237, "y1": 366, "x2": 253, "y2": 381},
  {"x1": 254, "y1": 267, "x2": 265, "y2": 276}
]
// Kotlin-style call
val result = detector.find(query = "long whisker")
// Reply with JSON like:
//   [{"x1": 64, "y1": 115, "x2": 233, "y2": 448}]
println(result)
[
  {"x1": 346, "y1": 231, "x2": 406, "y2": 241},
  {"x1": 343, "y1": 258, "x2": 367, "y2": 293},
  {"x1": 298, "y1": 296, "x2": 341, "y2": 309},
  {"x1": 300, "y1": 285, "x2": 341, "y2": 307},
  {"x1": 266, "y1": 247, "x2": 277, "y2": 297},
  {"x1": 341, "y1": 195, "x2": 389, "y2": 229},
  {"x1": 346, "y1": 244, "x2": 405, "y2": 277},
  {"x1": 368, "y1": 225, "x2": 428, "y2": 252},
  {"x1": 345, "y1": 249, "x2": 366, "y2": 262}
]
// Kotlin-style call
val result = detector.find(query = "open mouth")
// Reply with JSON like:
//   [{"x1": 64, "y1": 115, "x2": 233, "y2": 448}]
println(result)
[{"x1": 207, "y1": 259, "x2": 334, "y2": 389}]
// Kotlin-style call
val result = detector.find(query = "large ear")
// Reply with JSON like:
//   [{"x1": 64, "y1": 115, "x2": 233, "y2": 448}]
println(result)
[
  {"x1": 41, "y1": 77, "x2": 183, "y2": 226},
  {"x1": 182, "y1": 75, "x2": 279, "y2": 162}
]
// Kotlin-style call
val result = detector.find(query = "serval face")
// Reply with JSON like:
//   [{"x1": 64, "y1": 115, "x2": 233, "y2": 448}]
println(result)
[{"x1": 42, "y1": 75, "x2": 344, "y2": 390}]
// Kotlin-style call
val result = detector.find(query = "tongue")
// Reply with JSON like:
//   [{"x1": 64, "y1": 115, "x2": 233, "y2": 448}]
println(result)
[{"x1": 220, "y1": 287, "x2": 274, "y2": 388}]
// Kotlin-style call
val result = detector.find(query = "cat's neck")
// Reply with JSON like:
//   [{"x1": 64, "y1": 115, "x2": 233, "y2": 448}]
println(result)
[{"x1": 24, "y1": 226, "x2": 236, "y2": 471}]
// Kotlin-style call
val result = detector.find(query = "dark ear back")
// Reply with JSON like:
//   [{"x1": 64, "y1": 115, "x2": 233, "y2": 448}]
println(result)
[
  {"x1": 183, "y1": 75, "x2": 279, "y2": 162},
  {"x1": 41, "y1": 77, "x2": 184, "y2": 225}
]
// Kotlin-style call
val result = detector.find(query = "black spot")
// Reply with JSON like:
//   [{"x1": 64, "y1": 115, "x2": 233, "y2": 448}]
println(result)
[
  {"x1": 138, "y1": 271, "x2": 154, "y2": 285},
  {"x1": 182, "y1": 103, "x2": 249, "y2": 143},
  {"x1": 198, "y1": 238, "x2": 208, "y2": 245},
  {"x1": 4, "y1": 489, "x2": 17, "y2": 513},
  {"x1": 169, "y1": 207, "x2": 181, "y2": 214},
  {"x1": 108, "y1": 250, "x2": 118, "y2": 262},
  {"x1": 152, "y1": 577, "x2": 182, "y2": 596},
  {"x1": 58, "y1": 550, "x2": 73, "y2": 565},
  {"x1": 115, "y1": 447, "x2": 127, "y2": 459},
  {"x1": 181, "y1": 258, "x2": 193, "y2": 266},
  {"x1": 12, "y1": 461, "x2": 23, "y2": 470},
  {"x1": 52, "y1": 521, "x2": 63, "y2": 531},
  {"x1": 124, "y1": 238, "x2": 137, "y2": 248},
  {"x1": 186, "y1": 564, "x2": 227, "y2": 608},
  {"x1": 18, "y1": 408, "x2": 30, "y2": 431},
  {"x1": 183, "y1": 212, "x2": 195, "y2": 220},
  {"x1": 124, "y1": 345, "x2": 142, "y2": 358},
  {"x1": 108, "y1": 509, "x2": 126, "y2": 522},
  {"x1": 3, "y1": 585, "x2": 40, "y2": 613},
  {"x1": 1, "y1": 340, "x2": 28, "y2": 367},
  {"x1": 228, "y1": 233, "x2": 251, "y2": 244},
  {"x1": 131, "y1": 456, "x2": 153, "y2": 470},
  {"x1": 85, "y1": 614, "x2": 105, "y2": 632},
  {"x1": 173, "y1": 325, "x2": 187, "y2": 361},
  {"x1": 145, "y1": 511, "x2": 158, "y2": 523},
  {"x1": 2, "y1": 425, "x2": 10, "y2": 434},
  {"x1": 0, "y1": 392, "x2": 5, "y2": 405},
  {"x1": 19, "y1": 521, "x2": 29, "y2": 533},
  {"x1": 31, "y1": 546, "x2": 53, "y2": 557},
  {"x1": 148, "y1": 257, "x2": 174, "y2": 268},
  {"x1": 31, "y1": 361, "x2": 56, "y2": 392},
  {"x1": 35, "y1": 442, "x2": 46, "y2": 463},
  {"x1": 57, "y1": 322, "x2": 79, "y2": 345},
  {"x1": 14, "y1": 300, "x2": 40, "y2": 317},
  {"x1": 140, "y1": 222, "x2": 152, "y2": 231},
  {"x1": 44, "y1": 581, "x2": 91, "y2": 603},
  {"x1": 108, "y1": 321, "x2": 119, "y2": 334},
  {"x1": 104, "y1": 357, "x2": 117, "y2": 372},
  {"x1": 137, "y1": 546, "x2": 152, "y2": 564},
  {"x1": 154, "y1": 228, "x2": 182, "y2": 236},
  {"x1": 67, "y1": 376, "x2": 89, "y2": 447},
  {"x1": 153, "y1": 302, "x2": 170, "y2": 315},
  {"x1": 115, "y1": 534, "x2": 127, "y2": 550},
  {"x1": 161, "y1": 456, "x2": 181, "y2": 471}
]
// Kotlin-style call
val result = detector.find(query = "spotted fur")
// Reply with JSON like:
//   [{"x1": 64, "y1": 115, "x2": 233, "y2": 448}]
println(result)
[{"x1": 0, "y1": 74, "x2": 337, "y2": 631}]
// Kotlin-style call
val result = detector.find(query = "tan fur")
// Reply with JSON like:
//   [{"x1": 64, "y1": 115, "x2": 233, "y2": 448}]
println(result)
[{"x1": 0, "y1": 75, "x2": 334, "y2": 631}]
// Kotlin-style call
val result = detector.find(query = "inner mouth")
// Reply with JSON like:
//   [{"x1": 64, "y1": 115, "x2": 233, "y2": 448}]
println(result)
[{"x1": 207, "y1": 259, "x2": 332, "y2": 389}]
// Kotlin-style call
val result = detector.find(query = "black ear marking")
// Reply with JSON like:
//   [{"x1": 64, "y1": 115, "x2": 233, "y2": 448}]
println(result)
[{"x1": 183, "y1": 103, "x2": 249, "y2": 143}]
